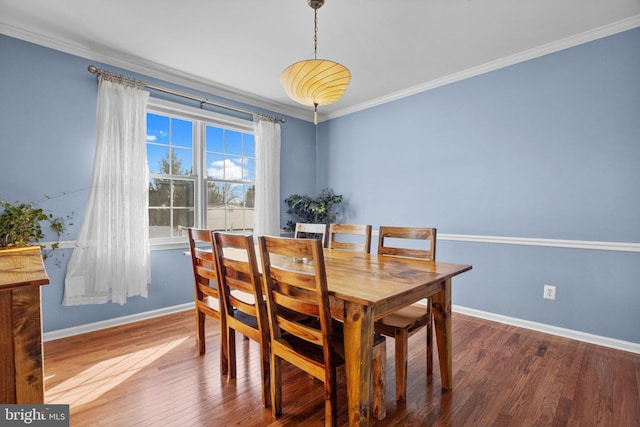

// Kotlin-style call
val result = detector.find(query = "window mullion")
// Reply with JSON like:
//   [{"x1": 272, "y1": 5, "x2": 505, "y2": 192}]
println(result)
[{"x1": 193, "y1": 121, "x2": 205, "y2": 228}]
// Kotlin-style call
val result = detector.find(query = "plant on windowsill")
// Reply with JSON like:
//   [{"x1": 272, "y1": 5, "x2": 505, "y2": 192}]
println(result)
[
  {"x1": 283, "y1": 188, "x2": 343, "y2": 232},
  {"x1": 0, "y1": 197, "x2": 71, "y2": 260}
]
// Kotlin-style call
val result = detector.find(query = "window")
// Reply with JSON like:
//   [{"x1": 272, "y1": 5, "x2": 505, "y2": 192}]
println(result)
[
  {"x1": 146, "y1": 99, "x2": 255, "y2": 242},
  {"x1": 204, "y1": 125, "x2": 256, "y2": 233}
]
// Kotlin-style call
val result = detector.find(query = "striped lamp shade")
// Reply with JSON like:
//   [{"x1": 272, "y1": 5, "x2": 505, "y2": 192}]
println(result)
[{"x1": 280, "y1": 58, "x2": 351, "y2": 123}]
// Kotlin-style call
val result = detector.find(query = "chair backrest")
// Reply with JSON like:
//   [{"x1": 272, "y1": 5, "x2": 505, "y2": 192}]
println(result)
[
  {"x1": 188, "y1": 228, "x2": 218, "y2": 295},
  {"x1": 294, "y1": 222, "x2": 328, "y2": 247},
  {"x1": 212, "y1": 232, "x2": 267, "y2": 342},
  {"x1": 377, "y1": 226, "x2": 437, "y2": 260},
  {"x1": 328, "y1": 223, "x2": 372, "y2": 253},
  {"x1": 258, "y1": 235, "x2": 335, "y2": 379}
]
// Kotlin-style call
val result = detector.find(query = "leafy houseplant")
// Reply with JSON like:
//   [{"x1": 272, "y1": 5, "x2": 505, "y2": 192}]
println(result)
[
  {"x1": 0, "y1": 198, "x2": 68, "y2": 259},
  {"x1": 284, "y1": 188, "x2": 343, "y2": 232}
]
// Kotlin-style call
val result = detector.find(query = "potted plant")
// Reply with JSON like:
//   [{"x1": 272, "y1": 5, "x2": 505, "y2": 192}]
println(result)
[
  {"x1": 284, "y1": 188, "x2": 343, "y2": 232},
  {"x1": 0, "y1": 198, "x2": 69, "y2": 259}
]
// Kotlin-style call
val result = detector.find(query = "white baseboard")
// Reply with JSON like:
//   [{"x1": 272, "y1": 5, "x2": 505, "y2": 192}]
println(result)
[
  {"x1": 454, "y1": 305, "x2": 640, "y2": 355},
  {"x1": 44, "y1": 301, "x2": 640, "y2": 354},
  {"x1": 42, "y1": 302, "x2": 194, "y2": 342}
]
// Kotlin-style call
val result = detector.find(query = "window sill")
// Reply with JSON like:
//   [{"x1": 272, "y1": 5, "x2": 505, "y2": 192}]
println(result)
[{"x1": 150, "y1": 237, "x2": 190, "y2": 251}]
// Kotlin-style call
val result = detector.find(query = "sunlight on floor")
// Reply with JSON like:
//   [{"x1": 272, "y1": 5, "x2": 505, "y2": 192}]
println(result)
[{"x1": 46, "y1": 337, "x2": 188, "y2": 407}]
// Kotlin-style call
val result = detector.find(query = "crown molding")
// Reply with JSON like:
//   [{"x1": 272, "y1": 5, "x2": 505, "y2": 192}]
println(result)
[
  {"x1": 325, "y1": 14, "x2": 640, "y2": 121},
  {"x1": 0, "y1": 23, "x2": 310, "y2": 122},
  {"x1": 4, "y1": 15, "x2": 639, "y2": 125}
]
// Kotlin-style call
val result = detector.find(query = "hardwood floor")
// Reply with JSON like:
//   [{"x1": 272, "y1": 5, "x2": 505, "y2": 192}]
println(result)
[{"x1": 43, "y1": 310, "x2": 640, "y2": 426}]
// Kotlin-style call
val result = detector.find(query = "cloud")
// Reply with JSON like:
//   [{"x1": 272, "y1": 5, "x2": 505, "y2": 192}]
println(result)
[
  {"x1": 207, "y1": 159, "x2": 243, "y2": 180},
  {"x1": 146, "y1": 130, "x2": 168, "y2": 142}
]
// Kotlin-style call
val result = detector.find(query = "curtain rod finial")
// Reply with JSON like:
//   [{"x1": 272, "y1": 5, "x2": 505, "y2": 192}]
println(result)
[{"x1": 88, "y1": 65, "x2": 98, "y2": 74}]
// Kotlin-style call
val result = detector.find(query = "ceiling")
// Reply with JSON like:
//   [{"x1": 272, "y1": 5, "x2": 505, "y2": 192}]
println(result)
[{"x1": 2, "y1": 0, "x2": 640, "y2": 122}]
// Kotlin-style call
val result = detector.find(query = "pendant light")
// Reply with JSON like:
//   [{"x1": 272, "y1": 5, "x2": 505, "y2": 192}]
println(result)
[{"x1": 280, "y1": 0, "x2": 351, "y2": 125}]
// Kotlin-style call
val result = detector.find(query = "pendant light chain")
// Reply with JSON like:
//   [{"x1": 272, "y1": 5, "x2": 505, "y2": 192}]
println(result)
[
  {"x1": 313, "y1": 8, "x2": 319, "y2": 124},
  {"x1": 314, "y1": 7, "x2": 318, "y2": 59}
]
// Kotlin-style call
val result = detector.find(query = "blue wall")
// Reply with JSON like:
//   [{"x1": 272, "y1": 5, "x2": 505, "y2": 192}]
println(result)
[
  {"x1": 0, "y1": 34, "x2": 317, "y2": 332},
  {"x1": 317, "y1": 28, "x2": 640, "y2": 343},
  {"x1": 2, "y1": 28, "x2": 639, "y2": 344}
]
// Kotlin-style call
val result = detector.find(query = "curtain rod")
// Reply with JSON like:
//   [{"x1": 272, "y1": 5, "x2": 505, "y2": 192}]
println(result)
[{"x1": 87, "y1": 65, "x2": 285, "y2": 123}]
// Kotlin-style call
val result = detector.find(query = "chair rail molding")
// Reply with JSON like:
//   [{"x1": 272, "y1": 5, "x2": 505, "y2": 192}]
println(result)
[
  {"x1": 50, "y1": 234, "x2": 640, "y2": 253},
  {"x1": 438, "y1": 233, "x2": 640, "y2": 253}
]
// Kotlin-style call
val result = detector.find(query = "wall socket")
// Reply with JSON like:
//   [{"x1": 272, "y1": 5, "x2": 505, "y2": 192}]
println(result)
[{"x1": 543, "y1": 285, "x2": 556, "y2": 300}]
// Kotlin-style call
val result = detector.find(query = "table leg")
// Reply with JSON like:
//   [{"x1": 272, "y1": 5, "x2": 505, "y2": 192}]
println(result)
[
  {"x1": 432, "y1": 278, "x2": 452, "y2": 390},
  {"x1": 343, "y1": 301, "x2": 373, "y2": 427}
]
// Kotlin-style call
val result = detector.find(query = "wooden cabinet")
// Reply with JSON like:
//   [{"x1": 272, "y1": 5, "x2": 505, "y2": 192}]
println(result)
[{"x1": 0, "y1": 246, "x2": 49, "y2": 404}]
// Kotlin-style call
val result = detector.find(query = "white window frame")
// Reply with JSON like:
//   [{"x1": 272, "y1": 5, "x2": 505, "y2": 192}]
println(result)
[{"x1": 147, "y1": 98, "x2": 254, "y2": 250}]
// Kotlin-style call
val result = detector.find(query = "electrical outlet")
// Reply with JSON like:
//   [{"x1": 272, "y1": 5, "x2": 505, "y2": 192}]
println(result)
[{"x1": 543, "y1": 285, "x2": 556, "y2": 300}]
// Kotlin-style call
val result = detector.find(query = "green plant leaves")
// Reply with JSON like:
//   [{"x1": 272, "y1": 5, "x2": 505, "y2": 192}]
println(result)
[
  {"x1": 284, "y1": 188, "x2": 343, "y2": 231},
  {"x1": 0, "y1": 199, "x2": 68, "y2": 258}
]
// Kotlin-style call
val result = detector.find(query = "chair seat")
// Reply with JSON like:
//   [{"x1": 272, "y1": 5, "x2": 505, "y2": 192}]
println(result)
[
  {"x1": 223, "y1": 288, "x2": 261, "y2": 341},
  {"x1": 230, "y1": 309, "x2": 259, "y2": 330},
  {"x1": 375, "y1": 303, "x2": 430, "y2": 335},
  {"x1": 274, "y1": 329, "x2": 386, "y2": 384},
  {"x1": 276, "y1": 332, "x2": 345, "y2": 368},
  {"x1": 290, "y1": 317, "x2": 386, "y2": 360}
]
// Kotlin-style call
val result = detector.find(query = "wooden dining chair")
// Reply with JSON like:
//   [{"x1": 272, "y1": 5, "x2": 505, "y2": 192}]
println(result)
[
  {"x1": 374, "y1": 226, "x2": 437, "y2": 402},
  {"x1": 294, "y1": 222, "x2": 328, "y2": 247},
  {"x1": 211, "y1": 232, "x2": 271, "y2": 408},
  {"x1": 187, "y1": 228, "x2": 227, "y2": 375},
  {"x1": 328, "y1": 223, "x2": 372, "y2": 253},
  {"x1": 258, "y1": 235, "x2": 387, "y2": 425}
]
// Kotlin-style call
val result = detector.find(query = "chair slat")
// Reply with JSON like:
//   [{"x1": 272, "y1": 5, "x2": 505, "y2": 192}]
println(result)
[
  {"x1": 294, "y1": 223, "x2": 328, "y2": 247},
  {"x1": 329, "y1": 224, "x2": 372, "y2": 253}
]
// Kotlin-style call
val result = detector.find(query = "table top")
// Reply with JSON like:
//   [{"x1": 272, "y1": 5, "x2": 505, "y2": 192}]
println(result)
[
  {"x1": 0, "y1": 246, "x2": 50, "y2": 289},
  {"x1": 211, "y1": 245, "x2": 471, "y2": 316},
  {"x1": 283, "y1": 249, "x2": 471, "y2": 315}
]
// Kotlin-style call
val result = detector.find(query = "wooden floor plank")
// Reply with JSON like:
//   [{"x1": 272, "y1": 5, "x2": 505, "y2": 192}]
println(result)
[{"x1": 43, "y1": 310, "x2": 640, "y2": 426}]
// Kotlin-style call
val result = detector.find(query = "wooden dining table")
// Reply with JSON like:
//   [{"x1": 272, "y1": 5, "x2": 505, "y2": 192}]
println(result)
[
  {"x1": 317, "y1": 248, "x2": 472, "y2": 426},
  {"x1": 188, "y1": 244, "x2": 472, "y2": 426}
]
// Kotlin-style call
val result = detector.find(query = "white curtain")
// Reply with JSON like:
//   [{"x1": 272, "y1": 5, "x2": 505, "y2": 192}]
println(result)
[
  {"x1": 253, "y1": 115, "x2": 281, "y2": 236},
  {"x1": 63, "y1": 76, "x2": 151, "y2": 306}
]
